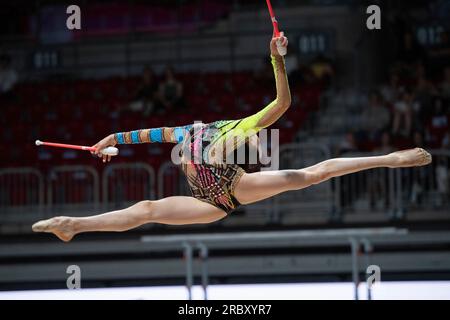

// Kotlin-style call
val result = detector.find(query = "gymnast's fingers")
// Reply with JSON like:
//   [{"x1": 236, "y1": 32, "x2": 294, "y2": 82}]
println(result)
[
  {"x1": 94, "y1": 144, "x2": 103, "y2": 157},
  {"x1": 91, "y1": 144, "x2": 98, "y2": 155},
  {"x1": 277, "y1": 32, "x2": 287, "y2": 46}
]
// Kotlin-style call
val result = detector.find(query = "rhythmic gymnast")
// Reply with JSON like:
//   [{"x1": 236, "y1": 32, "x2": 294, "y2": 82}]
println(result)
[{"x1": 32, "y1": 32, "x2": 432, "y2": 242}]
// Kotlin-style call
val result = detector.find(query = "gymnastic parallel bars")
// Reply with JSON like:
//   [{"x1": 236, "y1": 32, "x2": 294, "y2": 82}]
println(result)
[{"x1": 141, "y1": 227, "x2": 408, "y2": 300}]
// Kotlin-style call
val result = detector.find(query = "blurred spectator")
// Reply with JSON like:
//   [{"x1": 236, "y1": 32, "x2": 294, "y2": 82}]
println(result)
[
  {"x1": 284, "y1": 51, "x2": 299, "y2": 75},
  {"x1": 310, "y1": 54, "x2": 334, "y2": 87},
  {"x1": 194, "y1": 73, "x2": 208, "y2": 95},
  {"x1": 0, "y1": 54, "x2": 18, "y2": 99},
  {"x1": 440, "y1": 66, "x2": 450, "y2": 99},
  {"x1": 377, "y1": 132, "x2": 395, "y2": 153},
  {"x1": 427, "y1": 97, "x2": 448, "y2": 147},
  {"x1": 380, "y1": 72, "x2": 402, "y2": 105},
  {"x1": 442, "y1": 131, "x2": 450, "y2": 149},
  {"x1": 338, "y1": 132, "x2": 358, "y2": 155},
  {"x1": 414, "y1": 63, "x2": 436, "y2": 122},
  {"x1": 254, "y1": 58, "x2": 275, "y2": 89},
  {"x1": 289, "y1": 62, "x2": 314, "y2": 87},
  {"x1": 223, "y1": 75, "x2": 234, "y2": 94},
  {"x1": 130, "y1": 66, "x2": 159, "y2": 115},
  {"x1": 397, "y1": 31, "x2": 427, "y2": 67},
  {"x1": 414, "y1": 62, "x2": 436, "y2": 95},
  {"x1": 392, "y1": 89, "x2": 415, "y2": 137},
  {"x1": 429, "y1": 30, "x2": 450, "y2": 61},
  {"x1": 208, "y1": 97, "x2": 223, "y2": 113},
  {"x1": 360, "y1": 91, "x2": 391, "y2": 142},
  {"x1": 158, "y1": 66, "x2": 184, "y2": 113},
  {"x1": 435, "y1": 156, "x2": 449, "y2": 207},
  {"x1": 412, "y1": 130, "x2": 425, "y2": 148}
]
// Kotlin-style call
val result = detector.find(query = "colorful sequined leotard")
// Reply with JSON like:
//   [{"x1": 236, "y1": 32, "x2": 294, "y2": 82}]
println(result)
[{"x1": 114, "y1": 56, "x2": 288, "y2": 213}]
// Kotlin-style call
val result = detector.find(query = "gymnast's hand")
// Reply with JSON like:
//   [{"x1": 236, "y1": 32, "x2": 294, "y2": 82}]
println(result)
[
  {"x1": 270, "y1": 31, "x2": 288, "y2": 57},
  {"x1": 91, "y1": 134, "x2": 116, "y2": 163}
]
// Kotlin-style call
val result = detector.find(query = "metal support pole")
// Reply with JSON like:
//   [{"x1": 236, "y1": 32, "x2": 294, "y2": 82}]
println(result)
[
  {"x1": 349, "y1": 237, "x2": 360, "y2": 300},
  {"x1": 198, "y1": 242, "x2": 209, "y2": 300},
  {"x1": 396, "y1": 169, "x2": 403, "y2": 219},
  {"x1": 361, "y1": 238, "x2": 373, "y2": 300},
  {"x1": 388, "y1": 168, "x2": 396, "y2": 218},
  {"x1": 182, "y1": 242, "x2": 193, "y2": 300},
  {"x1": 334, "y1": 177, "x2": 342, "y2": 220}
]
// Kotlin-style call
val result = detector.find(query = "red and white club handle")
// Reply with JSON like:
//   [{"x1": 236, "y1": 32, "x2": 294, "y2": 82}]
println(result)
[
  {"x1": 35, "y1": 140, "x2": 119, "y2": 156},
  {"x1": 266, "y1": 0, "x2": 287, "y2": 56}
]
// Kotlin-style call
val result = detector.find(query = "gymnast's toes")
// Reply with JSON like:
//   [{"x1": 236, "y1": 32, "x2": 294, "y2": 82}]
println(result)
[
  {"x1": 32, "y1": 219, "x2": 52, "y2": 232},
  {"x1": 390, "y1": 148, "x2": 432, "y2": 168},
  {"x1": 32, "y1": 217, "x2": 75, "y2": 242},
  {"x1": 418, "y1": 148, "x2": 432, "y2": 165}
]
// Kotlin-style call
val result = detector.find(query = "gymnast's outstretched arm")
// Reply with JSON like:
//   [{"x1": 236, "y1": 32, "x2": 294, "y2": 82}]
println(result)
[{"x1": 91, "y1": 125, "x2": 191, "y2": 162}]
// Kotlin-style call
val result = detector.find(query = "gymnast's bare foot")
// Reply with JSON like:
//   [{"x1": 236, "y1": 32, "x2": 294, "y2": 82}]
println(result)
[
  {"x1": 388, "y1": 148, "x2": 432, "y2": 168},
  {"x1": 32, "y1": 216, "x2": 76, "y2": 242}
]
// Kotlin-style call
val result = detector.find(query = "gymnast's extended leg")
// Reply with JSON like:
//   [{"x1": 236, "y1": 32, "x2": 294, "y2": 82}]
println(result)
[
  {"x1": 234, "y1": 148, "x2": 432, "y2": 204},
  {"x1": 32, "y1": 196, "x2": 226, "y2": 242}
]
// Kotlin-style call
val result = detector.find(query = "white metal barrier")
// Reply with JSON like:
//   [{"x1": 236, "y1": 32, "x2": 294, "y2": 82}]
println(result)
[
  {"x1": 335, "y1": 150, "x2": 450, "y2": 220},
  {"x1": 334, "y1": 151, "x2": 397, "y2": 220},
  {"x1": 47, "y1": 165, "x2": 100, "y2": 216},
  {"x1": 102, "y1": 162, "x2": 156, "y2": 209},
  {"x1": 395, "y1": 149, "x2": 450, "y2": 218},
  {"x1": 0, "y1": 168, "x2": 45, "y2": 223},
  {"x1": 157, "y1": 161, "x2": 191, "y2": 199}
]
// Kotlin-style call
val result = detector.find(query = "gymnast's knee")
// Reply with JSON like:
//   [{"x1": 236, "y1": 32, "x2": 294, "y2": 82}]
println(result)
[
  {"x1": 283, "y1": 170, "x2": 321, "y2": 190},
  {"x1": 304, "y1": 167, "x2": 330, "y2": 185},
  {"x1": 284, "y1": 168, "x2": 329, "y2": 189},
  {"x1": 137, "y1": 200, "x2": 156, "y2": 222}
]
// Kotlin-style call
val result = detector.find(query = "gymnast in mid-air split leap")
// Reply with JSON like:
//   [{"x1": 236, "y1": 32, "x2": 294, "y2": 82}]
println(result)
[{"x1": 32, "y1": 32, "x2": 432, "y2": 242}]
